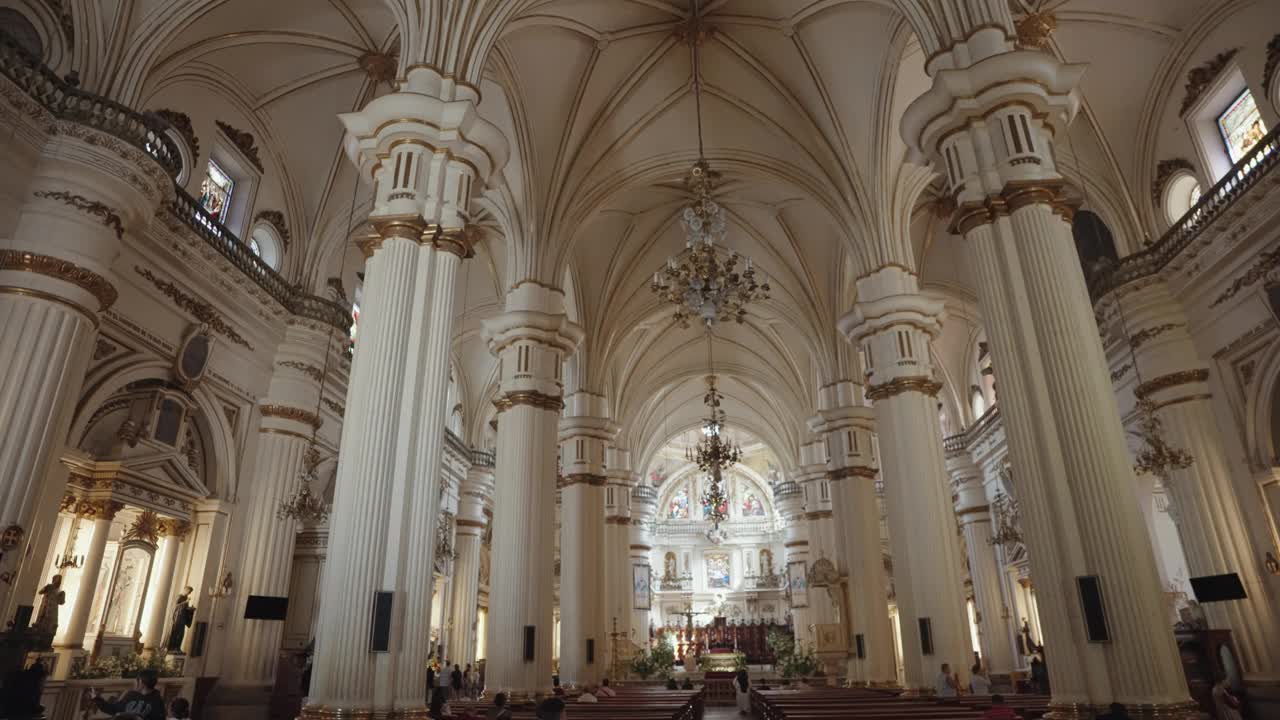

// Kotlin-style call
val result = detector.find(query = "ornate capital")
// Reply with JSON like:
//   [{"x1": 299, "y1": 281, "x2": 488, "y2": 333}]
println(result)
[
  {"x1": 865, "y1": 376, "x2": 943, "y2": 402},
  {"x1": 493, "y1": 390, "x2": 564, "y2": 414},
  {"x1": 1134, "y1": 369, "x2": 1210, "y2": 400},
  {"x1": 159, "y1": 519, "x2": 192, "y2": 540},
  {"x1": 260, "y1": 404, "x2": 324, "y2": 430},
  {"x1": 78, "y1": 499, "x2": 125, "y2": 521},
  {"x1": 0, "y1": 249, "x2": 118, "y2": 310},
  {"x1": 428, "y1": 225, "x2": 477, "y2": 259}
]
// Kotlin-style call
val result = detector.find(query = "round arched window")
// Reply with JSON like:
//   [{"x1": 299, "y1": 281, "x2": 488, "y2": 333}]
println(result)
[
  {"x1": 248, "y1": 225, "x2": 282, "y2": 271},
  {"x1": 1163, "y1": 173, "x2": 1203, "y2": 224}
]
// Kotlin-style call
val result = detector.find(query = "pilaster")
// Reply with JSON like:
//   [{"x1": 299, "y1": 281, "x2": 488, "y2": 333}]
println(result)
[
  {"x1": 604, "y1": 447, "x2": 638, "y2": 667},
  {"x1": 947, "y1": 451, "x2": 1014, "y2": 675}
]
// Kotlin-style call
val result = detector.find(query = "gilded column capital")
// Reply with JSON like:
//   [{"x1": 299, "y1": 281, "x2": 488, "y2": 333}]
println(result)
[
  {"x1": 1134, "y1": 369, "x2": 1210, "y2": 401},
  {"x1": 428, "y1": 224, "x2": 477, "y2": 260},
  {"x1": 865, "y1": 376, "x2": 943, "y2": 402},
  {"x1": 78, "y1": 499, "x2": 125, "y2": 521},
  {"x1": 159, "y1": 519, "x2": 192, "y2": 540},
  {"x1": 0, "y1": 249, "x2": 118, "y2": 311},
  {"x1": 492, "y1": 390, "x2": 564, "y2": 414}
]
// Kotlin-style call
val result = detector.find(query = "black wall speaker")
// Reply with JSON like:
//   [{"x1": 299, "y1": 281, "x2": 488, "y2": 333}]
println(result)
[
  {"x1": 1076, "y1": 575, "x2": 1111, "y2": 643},
  {"x1": 370, "y1": 591, "x2": 394, "y2": 653},
  {"x1": 1190, "y1": 573, "x2": 1248, "y2": 602},
  {"x1": 586, "y1": 638, "x2": 595, "y2": 664},
  {"x1": 918, "y1": 618, "x2": 934, "y2": 655},
  {"x1": 190, "y1": 621, "x2": 208, "y2": 657},
  {"x1": 855, "y1": 634, "x2": 866, "y2": 659},
  {"x1": 524, "y1": 626, "x2": 536, "y2": 662}
]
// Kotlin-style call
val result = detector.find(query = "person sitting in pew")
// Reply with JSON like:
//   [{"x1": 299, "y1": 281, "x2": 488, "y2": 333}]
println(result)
[
  {"x1": 579, "y1": 686, "x2": 598, "y2": 703},
  {"x1": 535, "y1": 696, "x2": 566, "y2": 720},
  {"x1": 485, "y1": 692, "x2": 512, "y2": 720},
  {"x1": 982, "y1": 694, "x2": 1020, "y2": 720},
  {"x1": 970, "y1": 663, "x2": 992, "y2": 695},
  {"x1": 935, "y1": 663, "x2": 959, "y2": 697},
  {"x1": 597, "y1": 678, "x2": 616, "y2": 697}
]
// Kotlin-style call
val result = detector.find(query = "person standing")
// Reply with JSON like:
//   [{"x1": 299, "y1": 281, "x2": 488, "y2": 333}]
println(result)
[
  {"x1": 89, "y1": 669, "x2": 165, "y2": 720},
  {"x1": 935, "y1": 663, "x2": 959, "y2": 697},
  {"x1": 450, "y1": 664, "x2": 463, "y2": 699},
  {"x1": 735, "y1": 668, "x2": 751, "y2": 714},
  {"x1": 970, "y1": 663, "x2": 991, "y2": 695}
]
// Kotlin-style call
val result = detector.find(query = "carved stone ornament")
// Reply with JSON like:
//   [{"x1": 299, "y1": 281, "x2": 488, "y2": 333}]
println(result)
[
  {"x1": 806, "y1": 557, "x2": 839, "y2": 587},
  {"x1": 0, "y1": 525, "x2": 24, "y2": 551},
  {"x1": 865, "y1": 375, "x2": 944, "y2": 402},
  {"x1": 253, "y1": 209, "x2": 291, "y2": 247},
  {"x1": 124, "y1": 511, "x2": 162, "y2": 545},
  {"x1": 1135, "y1": 369, "x2": 1211, "y2": 400},
  {"x1": 1213, "y1": 247, "x2": 1280, "y2": 308},
  {"x1": 1014, "y1": 10, "x2": 1057, "y2": 52},
  {"x1": 174, "y1": 326, "x2": 214, "y2": 388},
  {"x1": 32, "y1": 190, "x2": 124, "y2": 240},
  {"x1": 492, "y1": 390, "x2": 564, "y2": 413},
  {"x1": 260, "y1": 404, "x2": 323, "y2": 430},
  {"x1": 278, "y1": 361, "x2": 324, "y2": 384},
  {"x1": 358, "y1": 51, "x2": 397, "y2": 87},
  {"x1": 152, "y1": 109, "x2": 199, "y2": 161},
  {"x1": 134, "y1": 266, "x2": 254, "y2": 350},
  {"x1": 1152, "y1": 158, "x2": 1196, "y2": 208},
  {"x1": 215, "y1": 120, "x2": 264, "y2": 172},
  {"x1": 1181, "y1": 49, "x2": 1239, "y2": 116},
  {"x1": 1264, "y1": 34, "x2": 1280, "y2": 96},
  {"x1": 0, "y1": 249, "x2": 118, "y2": 310},
  {"x1": 1129, "y1": 323, "x2": 1183, "y2": 350}
]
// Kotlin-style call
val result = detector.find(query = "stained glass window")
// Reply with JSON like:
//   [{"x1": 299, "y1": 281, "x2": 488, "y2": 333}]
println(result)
[
  {"x1": 1218, "y1": 89, "x2": 1267, "y2": 164},
  {"x1": 668, "y1": 487, "x2": 690, "y2": 519},
  {"x1": 741, "y1": 491, "x2": 765, "y2": 517},
  {"x1": 198, "y1": 160, "x2": 234, "y2": 222},
  {"x1": 706, "y1": 553, "x2": 730, "y2": 589}
]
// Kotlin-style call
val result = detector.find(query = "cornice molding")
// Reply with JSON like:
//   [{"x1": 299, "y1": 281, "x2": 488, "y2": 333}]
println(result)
[{"x1": 0, "y1": 249, "x2": 117, "y2": 310}]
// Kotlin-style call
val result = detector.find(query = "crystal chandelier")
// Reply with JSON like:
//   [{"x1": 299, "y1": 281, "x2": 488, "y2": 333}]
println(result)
[
  {"x1": 278, "y1": 445, "x2": 329, "y2": 524},
  {"x1": 987, "y1": 489, "x2": 1023, "y2": 549},
  {"x1": 686, "y1": 375, "x2": 739, "y2": 529},
  {"x1": 650, "y1": 0, "x2": 768, "y2": 329}
]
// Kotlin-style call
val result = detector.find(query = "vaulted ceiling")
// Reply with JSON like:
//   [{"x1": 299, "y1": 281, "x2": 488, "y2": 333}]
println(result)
[{"x1": 11, "y1": 0, "x2": 1272, "y2": 464}]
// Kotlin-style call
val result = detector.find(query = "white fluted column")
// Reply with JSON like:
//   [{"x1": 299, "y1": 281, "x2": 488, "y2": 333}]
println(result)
[
  {"x1": 483, "y1": 284, "x2": 582, "y2": 698},
  {"x1": 817, "y1": 389, "x2": 897, "y2": 685},
  {"x1": 604, "y1": 447, "x2": 638, "y2": 664},
  {"x1": 305, "y1": 66, "x2": 505, "y2": 718},
  {"x1": 902, "y1": 35, "x2": 1195, "y2": 711},
  {"x1": 142, "y1": 521, "x2": 189, "y2": 651},
  {"x1": 225, "y1": 329, "x2": 332, "y2": 693},
  {"x1": 447, "y1": 466, "x2": 493, "y2": 666},
  {"x1": 0, "y1": 130, "x2": 168, "y2": 618},
  {"x1": 947, "y1": 452, "x2": 1014, "y2": 675},
  {"x1": 628, "y1": 487, "x2": 656, "y2": 644},
  {"x1": 1112, "y1": 281, "x2": 1280, "y2": 690},
  {"x1": 558, "y1": 396, "x2": 616, "y2": 686},
  {"x1": 775, "y1": 482, "x2": 812, "y2": 648},
  {"x1": 842, "y1": 274, "x2": 972, "y2": 690},
  {"x1": 795, "y1": 447, "x2": 839, "y2": 629},
  {"x1": 59, "y1": 500, "x2": 123, "y2": 648}
]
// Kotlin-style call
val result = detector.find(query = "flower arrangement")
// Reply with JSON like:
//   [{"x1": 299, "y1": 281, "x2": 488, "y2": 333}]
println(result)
[{"x1": 71, "y1": 652, "x2": 180, "y2": 679}]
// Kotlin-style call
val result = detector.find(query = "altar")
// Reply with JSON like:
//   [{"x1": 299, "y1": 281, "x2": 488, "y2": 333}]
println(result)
[{"x1": 656, "y1": 615, "x2": 790, "y2": 665}]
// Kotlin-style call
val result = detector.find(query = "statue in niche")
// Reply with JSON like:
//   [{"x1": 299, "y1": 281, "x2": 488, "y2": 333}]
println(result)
[
  {"x1": 104, "y1": 557, "x2": 139, "y2": 635},
  {"x1": 166, "y1": 586, "x2": 195, "y2": 653},
  {"x1": 34, "y1": 575, "x2": 66, "y2": 637}
]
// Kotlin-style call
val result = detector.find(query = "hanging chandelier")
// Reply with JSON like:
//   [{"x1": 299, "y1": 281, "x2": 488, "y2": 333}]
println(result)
[
  {"x1": 650, "y1": 0, "x2": 768, "y2": 329},
  {"x1": 686, "y1": 375, "x2": 739, "y2": 529},
  {"x1": 278, "y1": 445, "x2": 329, "y2": 524}
]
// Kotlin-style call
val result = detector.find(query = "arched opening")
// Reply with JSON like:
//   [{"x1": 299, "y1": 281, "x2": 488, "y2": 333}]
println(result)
[
  {"x1": 1162, "y1": 172, "x2": 1203, "y2": 224},
  {"x1": 248, "y1": 223, "x2": 283, "y2": 271},
  {"x1": 1073, "y1": 210, "x2": 1119, "y2": 292},
  {"x1": 0, "y1": 9, "x2": 43, "y2": 58}
]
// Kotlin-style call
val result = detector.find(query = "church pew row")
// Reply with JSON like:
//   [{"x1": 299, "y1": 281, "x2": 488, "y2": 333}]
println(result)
[
  {"x1": 449, "y1": 689, "x2": 699, "y2": 719},
  {"x1": 751, "y1": 688, "x2": 987, "y2": 720}
]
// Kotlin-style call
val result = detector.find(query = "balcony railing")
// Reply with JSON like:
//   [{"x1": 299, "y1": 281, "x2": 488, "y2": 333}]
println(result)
[
  {"x1": 743, "y1": 573, "x2": 786, "y2": 590},
  {"x1": 1092, "y1": 126, "x2": 1280, "y2": 300},
  {"x1": 772, "y1": 480, "x2": 801, "y2": 501},
  {"x1": 632, "y1": 485, "x2": 658, "y2": 505},
  {"x1": 658, "y1": 575, "x2": 693, "y2": 592},
  {"x1": 0, "y1": 32, "x2": 181, "y2": 177},
  {"x1": 471, "y1": 448, "x2": 496, "y2": 468},
  {"x1": 0, "y1": 31, "x2": 350, "y2": 336},
  {"x1": 654, "y1": 518, "x2": 776, "y2": 537}
]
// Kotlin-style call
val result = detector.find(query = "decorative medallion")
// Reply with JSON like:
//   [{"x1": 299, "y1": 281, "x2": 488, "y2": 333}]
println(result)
[
  {"x1": 33, "y1": 190, "x2": 124, "y2": 240},
  {"x1": 0, "y1": 525, "x2": 24, "y2": 551},
  {"x1": 1152, "y1": 158, "x2": 1196, "y2": 208},
  {"x1": 0, "y1": 249, "x2": 118, "y2": 310},
  {"x1": 151, "y1": 109, "x2": 199, "y2": 160},
  {"x1": 253, "y1": 209, "x2": 291, "y2": 248},
  {"x1": 1212, "y1": 247, "x2": 1280, "y2": 308},
  {"x1": 358, "y1": 51, "x2": 397, "y2": 87},
  {"x1": 174, "y1": 326, "x2": 214, "y2": 388},
  {"x1": 1015, "y1": 11, "x2": 1057, "y2": 52},
  {"x1": 1181, "y1": 49, "x2": 1239, "y2": 116},
  {"x1": 134, "y1": 266, "x2": 254, "y2": 350},
  {"x1": 124, "y1": 511, "x2": 162, "y2": 544},
  {"x1": 215, "y1": 121, "x2": 264, "y2": 172},
  {"x1": 1264, "y1": 34, "x2": 1280, "y2": 96}
]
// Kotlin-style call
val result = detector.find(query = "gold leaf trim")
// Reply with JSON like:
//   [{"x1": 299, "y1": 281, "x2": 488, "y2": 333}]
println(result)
[
  {"x1": 493, "y1": 390, "x2": 564, "y2": 413},
  {"x1": 134, "y1": 266, "x2": 253, "y2": 350},
  {"x1": 865, "y1": 376, "x2": 943, "y2": 401},
  {"x1": 33, "y1": 190, "x2": 124, "y2": 241},
  {"x1": 0, "y1": 249, "x2": 117, "y2": 310},
  {"x1": 260, "y1": 404, "x2": 323, "y2": 430},
  {"x1": 1211, "y1": 247, "x2": 1280, "y2": 308},
  {"x1": 1134, "y1": 369, "x2": 1210, "y2": 400},
  {"x1": 1129, "y1": 323, "x2": 1183, "y2": 350},
  {"x1": 559, "y1": 473, "x2": 607, "y2": 488},
  {"x1": 278, "y1": 361, "x2": 324, "y2": 384},
  {"x1": 827, "y1": 466, "x2": 877, "y2": 482}
]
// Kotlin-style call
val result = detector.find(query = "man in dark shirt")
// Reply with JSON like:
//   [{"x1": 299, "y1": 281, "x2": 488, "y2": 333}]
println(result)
[{"x1": 90, "y1": 668, "x2": 165, "y2": 720}]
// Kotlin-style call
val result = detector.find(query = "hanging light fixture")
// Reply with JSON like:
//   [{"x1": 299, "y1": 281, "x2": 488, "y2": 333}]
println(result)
[
  {"x1": 650, "y1": 0, "x2": 769, "y2": 329},
  {"x1": 685, "y1": 336, "x2": 739, "y2": 531}
]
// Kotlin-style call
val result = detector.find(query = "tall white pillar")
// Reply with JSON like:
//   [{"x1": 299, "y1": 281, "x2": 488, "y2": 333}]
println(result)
[
  {"x1": 482, "y1": 284, "x2": 582, "y2": 698},
  {"x1": 842, "y1": 275, "x2": 972, "y2": 690},
  {"x1": 775, "y1": 481, "x2": 812, "y2": 648},
  {"x1": 447, "y1": 465, "x2": 493, "y2": 666},
  {"x1": 795, "y1": 446, "x2": 838, "y2": 629},
  {"x1": 1111, "y1": 282, "x2": 1280, "y2": 693},
  {"x1": 947, "y1": 452, "x2": 1014, "y2": 675},
  {"x1": 0, "y1": 122, "x2": 169, "y2": 618},
  {"x1": 142, "y1": 521, "x2": 189, "y2": 651},
  {"x1": 604, "y1": 447, "x2": 638, "y2": 667},
  {"x1": 902, "y1": 36, "x2": 1195, "y2": 713},
  {"x1": 628, "y1": 486, "x2": 656, "y2": 644},
  {"x1": 817, "y1": 389, "x2": 896, "y2": 685},
  {"x1": 60, "y1": 500, "x2": 123, "y2": 649},
  {"x1": 304, "y1": 66, "x2": 505, "y2": 719},
  {"x1": 557, "y1": 396, "x2": 616, "y2": 686}
]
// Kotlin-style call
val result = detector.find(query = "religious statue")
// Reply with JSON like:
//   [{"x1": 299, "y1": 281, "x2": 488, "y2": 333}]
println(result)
[
  {"x1": 1265, "y1": 551, "x2": 1280, "y2": 575},
  {"x1": 166, "y1": 586, "x2": 196, "y2": 653},
  {"x1": 34, "y1": 575, "x2": 66, "y2": 637},
  {"x1": 1017, "y1": 619, "x2": 1041, "y2": 655}
]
